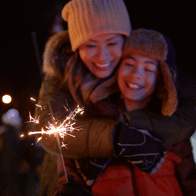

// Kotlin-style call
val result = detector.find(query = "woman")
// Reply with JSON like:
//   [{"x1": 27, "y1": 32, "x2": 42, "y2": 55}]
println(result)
[{"x1": 35, "y1": 0, "x2": 195, "y2": 195}]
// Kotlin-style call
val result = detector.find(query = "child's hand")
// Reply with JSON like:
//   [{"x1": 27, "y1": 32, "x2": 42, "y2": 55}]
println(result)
[
  {"x1": 75, "y1": 158, "x2": 111, "y2": 186},
  {"x1": 114, "y1": 123, "x2": 166, "y2": 173},
  {"x1": 126, "y1": 151, "x2": 166, "y2": 174}
]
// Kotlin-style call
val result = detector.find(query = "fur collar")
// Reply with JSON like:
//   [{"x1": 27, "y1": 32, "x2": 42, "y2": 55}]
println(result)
[{"x1": 43, "y1": 30, "x2": 70, "y2": 77}]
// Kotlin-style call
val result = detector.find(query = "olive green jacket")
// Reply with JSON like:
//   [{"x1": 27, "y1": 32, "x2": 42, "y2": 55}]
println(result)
[{"x1": 35, "y1": 30, "x2": 195, "y2": 159}]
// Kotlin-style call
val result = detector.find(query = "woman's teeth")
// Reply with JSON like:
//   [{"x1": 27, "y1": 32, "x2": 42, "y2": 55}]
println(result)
[
  {"x1": 95, "y1": 63, "x2": 110, "y2": 68},
  {"x1": 127, "y1": 83, "x2": 140, "y2": 89}
]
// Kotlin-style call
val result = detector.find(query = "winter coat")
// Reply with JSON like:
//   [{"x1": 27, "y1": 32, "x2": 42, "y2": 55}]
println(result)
[
  {"x1": 54, "y1": 97, "x2": 195, "y2": 196},
  {"x1": 35, "y1": 30, "x2": 195, "y2": 158},
  {"x1": 92, "y1": 96, "x2": 196, "y2": 195},
  {"x1": 54, "y1": 152, "x2": 182, "y2": 196},
  {"x1": 35, "y1": 30, "x2": 196, "y2": 195},
  {"x1": 92, "y1": 152, "x2": 182, "y2": 196},
  {"x1": 55, "y1": 152, "x2": 182, "y2": 196}
]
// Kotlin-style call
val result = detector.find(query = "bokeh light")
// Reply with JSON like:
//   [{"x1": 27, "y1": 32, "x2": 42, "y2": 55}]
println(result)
[{"x1": 2, "y1": 94, "x2": 12, "y2": 104}]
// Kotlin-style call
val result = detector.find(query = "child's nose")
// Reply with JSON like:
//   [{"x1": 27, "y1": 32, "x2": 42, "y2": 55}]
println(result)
[{"x1": 132, "y1": 65, "x2": 144, "y2": 78}]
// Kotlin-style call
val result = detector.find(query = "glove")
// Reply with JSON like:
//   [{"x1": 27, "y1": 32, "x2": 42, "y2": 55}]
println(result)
[
  {"x1": 56, "y1": 175, "x2": 92, "y2": 196},
  {"x1": 114, "y1": 123, "x2": 166, "y2": 174},
  {"x1": 75, "y1": 158, "x2": 111, "y2": 186}
]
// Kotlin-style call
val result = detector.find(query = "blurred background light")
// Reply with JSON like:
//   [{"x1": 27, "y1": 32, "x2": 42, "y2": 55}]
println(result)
[{"x1": 2, "y1": 94, "x2": 12, "y2": 104}]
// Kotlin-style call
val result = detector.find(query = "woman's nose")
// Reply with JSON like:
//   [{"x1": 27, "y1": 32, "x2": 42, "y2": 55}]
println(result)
[{"x1": 96, "y1": 45, "x2": 109, "y2": 61}]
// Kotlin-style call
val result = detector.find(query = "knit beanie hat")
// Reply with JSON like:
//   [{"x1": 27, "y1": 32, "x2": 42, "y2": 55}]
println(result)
[
  {"x1": 61, "y1": 0, "x2": 131, "y2": 51},
  {"x1": 122, "y1": 29, "x2": 178, "y2": 116}
]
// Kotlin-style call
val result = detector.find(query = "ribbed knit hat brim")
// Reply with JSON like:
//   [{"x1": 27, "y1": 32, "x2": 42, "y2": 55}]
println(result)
[{"x1": 62, "y1": 0, "x2": 131, "y2": 51}]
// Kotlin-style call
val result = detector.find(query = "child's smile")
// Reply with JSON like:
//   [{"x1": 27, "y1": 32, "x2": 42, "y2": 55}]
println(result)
[
  {"x1": 126, "y1": 82, "x2": 144, "y2": 90},
  {"x1": 118, "y1": 54, "x2": 159, "y2": 110}
]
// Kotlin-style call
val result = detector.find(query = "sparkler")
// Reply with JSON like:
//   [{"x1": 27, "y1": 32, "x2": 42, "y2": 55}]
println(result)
[
  {"x1": 25, "y1": 104, "x2": 84, "y2": 145},
  {"x1": 30, "y1": 97, "x2": 36, "y2": 102},
  {"x1": 21, "y1": 102, "x2": 84, "y2": 183}
]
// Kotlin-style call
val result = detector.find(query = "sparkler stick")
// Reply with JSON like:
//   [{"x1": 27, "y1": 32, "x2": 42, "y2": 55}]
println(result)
[{"x1": 31, "y1": 32, "x2": 68, "y2": 182}]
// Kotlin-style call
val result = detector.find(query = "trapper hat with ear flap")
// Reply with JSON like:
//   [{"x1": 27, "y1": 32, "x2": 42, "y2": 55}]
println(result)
[
  {"x1": 61, "y1": 0, "x2": 131, "y2": 51},
  {"x1": 122, "y1": 28, "x2": 178, "y2": 116}
]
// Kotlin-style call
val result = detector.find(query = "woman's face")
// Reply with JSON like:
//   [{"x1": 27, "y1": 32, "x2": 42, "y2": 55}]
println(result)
[
  {"x1": 78, "y1": 34, "x2": 124, "y2": 78},
  {"x1": 118, "y1": 54, "x2": 159, "y2": 107}
]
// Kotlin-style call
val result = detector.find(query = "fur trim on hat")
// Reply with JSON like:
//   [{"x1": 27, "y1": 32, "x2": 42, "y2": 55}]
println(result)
[
  {"x1": 158, "y1": 62, "x2": 178, "y2": 116},
  {"x1": 123, "y1": 29, "x2": 168, "y2": 61},
  {"x1": 122, "y1": 29, "x2": 178, "y2": 116}
]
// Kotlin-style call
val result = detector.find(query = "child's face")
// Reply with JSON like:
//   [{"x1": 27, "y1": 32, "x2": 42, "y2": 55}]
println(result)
[
  {"x1": 118, "y1": 54, "x2": 159, "y2": 106},
  {"x1": 78, "y1": 34, "x2": 124, "y2": 78}
]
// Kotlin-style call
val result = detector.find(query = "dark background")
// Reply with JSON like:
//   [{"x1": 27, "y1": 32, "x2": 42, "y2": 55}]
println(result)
[{"x1": 1, "y1": 0, "x2": 195, "y2": 121}]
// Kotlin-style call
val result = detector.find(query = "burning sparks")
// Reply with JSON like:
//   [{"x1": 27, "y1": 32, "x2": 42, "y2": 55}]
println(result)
[
  {"x1": 21, "y1": 104, "x2": 84, "y2": 148},
  {"x1": 35, "y1": 104, "x2": 43, "y2": 109},
  {"x1": 26, "y1": 112, "x2": 40, "y2": 124},
  {"x1": 21, "y1": 97, "x2": 84, "y2": 182},
  {"x1": 30, "y1": 97, "x2": 36, "y2": 102},
  {"x1": 20, "y1": 134, "x2": 24, "y2": 138},
  {"x1": 30, "y1": 97, "x2": 44, "y2": 110}
]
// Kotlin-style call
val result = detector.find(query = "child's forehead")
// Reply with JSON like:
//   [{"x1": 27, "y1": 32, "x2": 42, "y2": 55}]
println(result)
[{"x1": 122, "y1": 54, "x2": 158, "y2": 65}]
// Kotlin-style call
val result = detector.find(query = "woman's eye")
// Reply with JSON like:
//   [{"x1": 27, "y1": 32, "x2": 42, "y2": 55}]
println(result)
[
  {"x1": 86, "y1": 44, "x2": 97, "y2": 48},
  {"x1": 108, "y1": 42, "x2": 117, "y2": 46}
]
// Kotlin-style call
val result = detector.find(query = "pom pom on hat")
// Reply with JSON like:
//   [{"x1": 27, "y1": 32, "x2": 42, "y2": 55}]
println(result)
[{"x1": 62, "y1": 0, "x2": 131, "y2": 51}]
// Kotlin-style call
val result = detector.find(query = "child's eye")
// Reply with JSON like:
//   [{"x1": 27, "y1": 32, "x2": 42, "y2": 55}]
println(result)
[
  {"x1": 145, "y1": 68, "x2": 156, "y2": 73},
  {"x1": 144, "y1": 63, "x2": 157, "y2": 73},
  {"x1": 125, "y1": 63, "x2": 134, "y2": 67}
]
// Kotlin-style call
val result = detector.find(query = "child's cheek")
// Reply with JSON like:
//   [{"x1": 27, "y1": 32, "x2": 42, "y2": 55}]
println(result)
[
  {"x1": 148, "y1": 73, "x2": 157, "y2": 87},
  {"x1": 122, "y1": 66, "x2": 132, "y2": 75}
]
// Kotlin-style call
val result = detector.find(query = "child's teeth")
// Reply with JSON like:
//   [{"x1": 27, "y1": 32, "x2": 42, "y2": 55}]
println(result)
[{"x1": 128, "y1": 83, "x2": 140, "y2": 89}]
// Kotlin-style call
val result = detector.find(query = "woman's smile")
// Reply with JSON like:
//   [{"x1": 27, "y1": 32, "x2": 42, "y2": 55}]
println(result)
[{"x1": 79, "y1": 34, "x2": 124, "y2": 78}]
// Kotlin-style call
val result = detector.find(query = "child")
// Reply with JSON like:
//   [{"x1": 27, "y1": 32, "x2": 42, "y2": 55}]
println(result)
[
  {"x1": 56, "y1": 29, "x2": 195, "y2": 196},
  {"x1": 81, "y1": 28, "x2": 184, "y2": 195}
]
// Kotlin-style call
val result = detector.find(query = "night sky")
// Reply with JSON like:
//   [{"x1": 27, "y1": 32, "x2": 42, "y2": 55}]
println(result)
[{"x1": 1, "y1": 0, "x2": 195, "y2": 121}]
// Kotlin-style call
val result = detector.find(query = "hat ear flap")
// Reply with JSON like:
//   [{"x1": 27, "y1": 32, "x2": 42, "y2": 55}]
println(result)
[{"x1": 156, "y1": 62, "x2": 178, "y2": 116}]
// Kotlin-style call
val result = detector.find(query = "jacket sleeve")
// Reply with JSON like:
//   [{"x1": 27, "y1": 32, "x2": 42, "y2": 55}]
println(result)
[
  {"x1": 35, "y1": 75, "x2": 196, "y2": 158},
  {"x1": 34, "y1": 76, "x2": 117, "y2": 159},
  {"x1": 34, "y1": 30, "x2": 118, "y2": 159},
  {"x1": 123, "y1": 95, "x2": 196, "y2": 146},
  {"x1": 35, "y1": 31, "x2": 196, "y2": 159}
]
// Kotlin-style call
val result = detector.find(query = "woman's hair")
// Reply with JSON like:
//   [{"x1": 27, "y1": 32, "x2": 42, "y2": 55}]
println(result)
[
  {"x1": 61, "y1": 52, "x2": 98, "y2": 106},
  {"x1": 63, "y1": 52, "x2": 86, "y2": 90}
]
